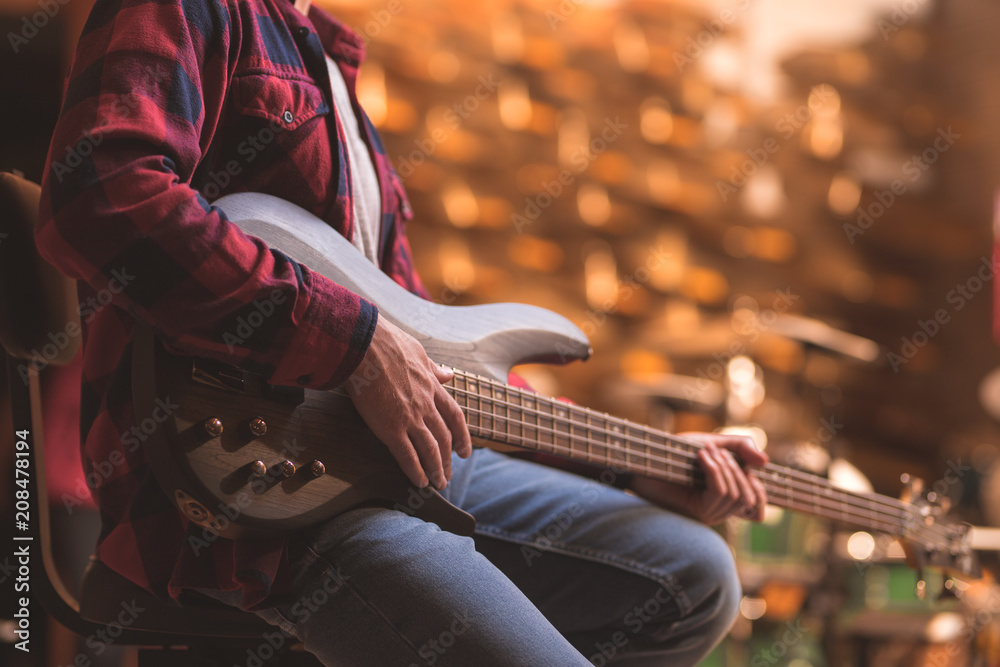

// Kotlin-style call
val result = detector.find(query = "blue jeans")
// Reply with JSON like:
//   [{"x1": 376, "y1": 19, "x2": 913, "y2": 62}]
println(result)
[{"x1": 198, "y1": 449, "x2": 741, "y2": 666}]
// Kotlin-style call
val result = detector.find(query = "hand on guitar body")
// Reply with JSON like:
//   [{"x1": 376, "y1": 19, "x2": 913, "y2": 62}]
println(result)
[
  {"x1": 630, "y1": 433, "x2": 769, "y2": 525},
  {"x1": 346, "y1": 317, "x2": 473, "y2": 490}
]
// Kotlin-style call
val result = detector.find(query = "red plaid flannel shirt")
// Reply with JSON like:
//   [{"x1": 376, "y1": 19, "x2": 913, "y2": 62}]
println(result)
[{"x1": 36, "y1": 0, "x2": 427, "y2": 609}]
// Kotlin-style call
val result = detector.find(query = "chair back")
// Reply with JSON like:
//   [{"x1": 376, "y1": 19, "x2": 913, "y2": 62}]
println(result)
[
  {"x1": 0, "y1": 171, "x2": 283, "y2": 651},
  {"x1": 0, "y1": 171, "x2": 80, "y2": 366}
]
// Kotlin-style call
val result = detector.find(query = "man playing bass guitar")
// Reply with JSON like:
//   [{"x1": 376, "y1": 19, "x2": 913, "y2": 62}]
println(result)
[{"x1": 36, "y1": 0, "x2": 768, "y2": 663}]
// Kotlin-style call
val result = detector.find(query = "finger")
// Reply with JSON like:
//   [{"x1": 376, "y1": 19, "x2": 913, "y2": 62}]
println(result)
[
  {"x1": 435, "y1": 385, "x2": 472, "y2": 458},
  {"x1": 408, "y1": 427, "x2": 447, "y2": 490},
  {"x1": 749, "y1": 475, "x2": 767, "y2": 522},
  {"x1": 434, "y1": 364, "x2": 455, "y2": 383},
  {"x1": 423, "y1": 410, "x2": 453, "y2": 482},
  {"x1": 698, "y1": 445, "x2": 729, "y2": 519},
  {"x1": 710, "y1": 446, "x2": 742, "y2": 514},
  {"x1": 385, "y1": 433, "x2": 429, "y2": 488},
  {"x1": 719, "y1": 436, "x2": 768, "y2": 467},
  {"x1": 721, "y1": 448, "x2": 758, "y2": 510}
]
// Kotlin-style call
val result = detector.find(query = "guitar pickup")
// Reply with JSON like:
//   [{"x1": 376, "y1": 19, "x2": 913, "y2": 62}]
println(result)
[
  {"x1": 191, "y1": 358, "x2": 247, "y2": 394},
  {"x1": 190, "y1": 358, "x2": 305, "y2": 405}
]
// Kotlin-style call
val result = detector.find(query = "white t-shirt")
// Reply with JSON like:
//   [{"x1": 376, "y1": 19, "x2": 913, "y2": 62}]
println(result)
[{"x1": 325, "y1": 54, "x2": 381, "y2": 264}]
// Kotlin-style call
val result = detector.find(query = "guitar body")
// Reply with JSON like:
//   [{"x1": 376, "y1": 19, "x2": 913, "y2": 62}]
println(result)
[{"x1": 132, "y1": 193, "x2": 591, "y2": 539}]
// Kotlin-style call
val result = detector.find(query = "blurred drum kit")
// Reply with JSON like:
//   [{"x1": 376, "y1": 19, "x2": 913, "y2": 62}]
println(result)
[{"x1": 611, "y1": 310, "x2": 1000, "y2": 666}]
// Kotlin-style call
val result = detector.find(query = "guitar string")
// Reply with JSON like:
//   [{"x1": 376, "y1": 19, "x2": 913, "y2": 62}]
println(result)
[
  {"x1": 448, "y1": 371, "x2": 922, "y2": 519},
  {"x1": 445, "y1": 381, "x2": 949, "y2": 547},
  {"x1": 448, "y1": 369, "x2": 916, "y2": 516},
  {"x1": 450, "y1": 396, "x2": 916, "y2": 522},
  {"x1": 453, "y1": 403, "x2": 923, "y2": 536},
  {"x1": 445, "y1": 378, "x2": 894, "y2": 513}
]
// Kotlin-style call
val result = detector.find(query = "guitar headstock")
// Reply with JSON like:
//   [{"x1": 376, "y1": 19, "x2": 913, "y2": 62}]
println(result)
[{"x1": 898, "y1": 474, "x2": 981, "y2": 592}]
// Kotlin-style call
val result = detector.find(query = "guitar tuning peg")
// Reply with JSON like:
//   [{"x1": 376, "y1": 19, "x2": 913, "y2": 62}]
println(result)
[
  {"x1": 915, "y1": 574, "x2": 926, "y2": 600},
  {"x1": 939, "y1": 578, "x2": 959, "y2": 601},
  {"x1": 900, "y1": 473, "x2": 924, "y2": 503}
]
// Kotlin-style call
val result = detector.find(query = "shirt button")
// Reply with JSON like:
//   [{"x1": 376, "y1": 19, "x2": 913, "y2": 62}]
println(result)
[
  {"x1": 297, "y1": 374, "x2": 312, "y2": 386},
  {"x1": 282, "y1": 110, "x2": 294, "y2": 124},
  {"x1": 296, "y1": 27, "x2": 309, "y2": 38}
]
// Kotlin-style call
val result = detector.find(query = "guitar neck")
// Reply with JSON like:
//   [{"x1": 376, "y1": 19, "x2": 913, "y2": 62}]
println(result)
[{"x1": 447, "y1": 369, "x2": 911, "y2": 537}]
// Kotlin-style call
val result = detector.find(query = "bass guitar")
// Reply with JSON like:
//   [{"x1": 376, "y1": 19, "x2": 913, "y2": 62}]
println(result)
[{"x1": 132, "y1": 192, "x2": 980, "y2": 585}]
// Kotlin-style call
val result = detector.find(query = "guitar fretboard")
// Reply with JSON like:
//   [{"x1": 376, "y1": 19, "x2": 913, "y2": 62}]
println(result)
[{"x1": 446, "y1": 369, "x2": 925, "y2": 541}]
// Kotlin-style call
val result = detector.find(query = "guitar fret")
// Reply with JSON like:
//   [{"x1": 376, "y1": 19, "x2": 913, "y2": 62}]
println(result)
[
  {"x1": 512, "y1": 386, "x2": 524, "y2": 447},
  {"x1": 604, "y1": 419, "x2": 619, "y2": 472},
  {"x1": 553, "y1": 402, "x2": 569, "y2": 454},
  {"x1": 473, "y1": 376, "x2": 488, "y2": 436},
  {"x1": 489, "y1": 380, "x2": 500, "y2": 440},
  {"x1": 523, "y1": 392, "x2": 539, "y2": 449},
  {"x1": 625, "y1": 424, "x2": 645, "y2": 475},
  {"x1": 566, "y1": 406, "x2": 585, "y2": 464},
  {"x1": 454, "y1": 372, "x2": 467, "y2": 431},
  {"x1": 498, "y1": 382, "x2": 509, "y2": 444}
]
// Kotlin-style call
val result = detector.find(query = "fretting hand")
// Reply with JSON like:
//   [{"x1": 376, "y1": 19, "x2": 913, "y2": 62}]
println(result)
[
  {"x1": 630, "y1": 432, "x2": 768, "y2": 525},
  {"x1": 346, "y1": 317, "x2": 472, "y2": 489}
]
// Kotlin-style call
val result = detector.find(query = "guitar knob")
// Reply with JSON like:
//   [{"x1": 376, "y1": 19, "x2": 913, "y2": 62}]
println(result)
[
  {"x1": 310, "y1": 460, "x2": 326, "y2": 476},
  {"x1": 278, "y1": 460, "x2": 296, "y2": 478},
  {"x1": 249, "y1": 460, "x2": 267, "y2": 477},
  {"x1": 248, "y1": 417, "x2": 267, "y2": 437},
  {"x1": 204, "y1": 417, "x2": 224, "y2": 438}
]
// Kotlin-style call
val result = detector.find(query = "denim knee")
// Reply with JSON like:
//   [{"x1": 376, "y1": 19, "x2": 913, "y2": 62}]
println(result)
[{"x1": 683, "y1": 527, "x2": 741, "y2": 643}]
